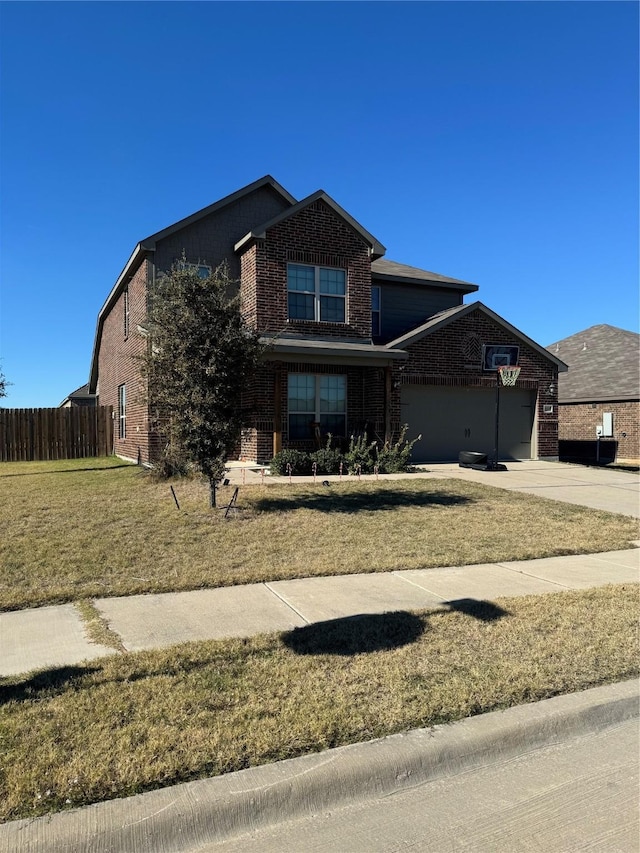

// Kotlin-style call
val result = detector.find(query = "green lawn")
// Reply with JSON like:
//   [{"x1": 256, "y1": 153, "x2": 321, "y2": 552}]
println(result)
[
  {"x1": 1, "y1": 458, "x2": 638, "y2": 610},
  {"x1": 1, "y1": 583, "x2": 637, "y2": 822}
]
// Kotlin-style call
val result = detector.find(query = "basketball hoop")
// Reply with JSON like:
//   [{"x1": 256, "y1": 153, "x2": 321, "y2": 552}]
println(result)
[{"x1": 498, "y1": 365, "x2": 521, "y2": 386}]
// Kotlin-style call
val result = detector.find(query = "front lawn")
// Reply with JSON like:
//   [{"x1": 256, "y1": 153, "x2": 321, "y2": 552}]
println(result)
[
  {"x1": 0, "y1": 458, "x2": 637, "y2": 610},
  {"x1": 1, "y1": 583, "x2": 637, "y2": 822}
]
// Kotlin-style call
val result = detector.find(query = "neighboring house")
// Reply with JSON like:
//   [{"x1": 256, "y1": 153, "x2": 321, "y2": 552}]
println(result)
[
  {"x1": 89, "y1": 175, "x2": 566, "y2": 466},
  {"x1": 59, "y1": 383, "x2": 96, "y2": 408},
  {"x1": 547, "y1": 325, "x2": 640, "y2": 461}
]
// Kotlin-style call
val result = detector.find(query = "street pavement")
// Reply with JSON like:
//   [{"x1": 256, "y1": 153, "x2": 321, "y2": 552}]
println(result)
[
  {"x1": 207, "y1": 718, "x2": 640, "y2": 853},
  {"x1": 2, "y1": 680, "x2": 637, "y2": 853}
]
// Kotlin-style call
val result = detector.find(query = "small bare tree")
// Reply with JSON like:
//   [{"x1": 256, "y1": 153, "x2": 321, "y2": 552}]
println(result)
[
  {"x1": 0, "y1": 367, "x2": 8, "y2": 401},
  {"x1": 144, "y1": 260, "x2": 261, "y2": 507}
]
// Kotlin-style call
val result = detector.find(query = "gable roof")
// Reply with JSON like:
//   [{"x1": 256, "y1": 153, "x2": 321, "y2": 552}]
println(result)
[
  {"x1": 234, "y1": 190, "x2": 386, "y2": 258},
  {"x1": 546, "y1": 324, "x2": 640, "y2": 402},
  {"x1": 89, "y1": 176, "x2": 296, "y2": 393},
  {"x1": 371, "y1": 259, "x2": 478, "y2": 293},
  {"x1": 388, "y1": 301, "x2": 568, "y2": 371},
  {"x1": 139, "y1": 175, "x2": 296, "y2": 250}
]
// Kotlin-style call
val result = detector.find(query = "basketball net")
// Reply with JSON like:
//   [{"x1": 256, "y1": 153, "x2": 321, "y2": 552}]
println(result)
[{"x1": 498, "y1": 365, "x2": 521, "y2": 386}]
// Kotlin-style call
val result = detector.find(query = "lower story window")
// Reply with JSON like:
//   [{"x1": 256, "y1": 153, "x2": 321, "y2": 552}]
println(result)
[
  {"x1": 118, "y1": 384, "x2": 126, "y2": 439},
  {"x1": 288, "y1": 374, "x2": 346, "y2": 440}
]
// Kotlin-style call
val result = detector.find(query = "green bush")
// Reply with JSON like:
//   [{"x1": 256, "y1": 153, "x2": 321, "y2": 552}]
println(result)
[
  {"x1": 344, "y1": 433, "x2": 378, "y2": 474},
  {"x1": 376, "y1": 425, "x2": 422, "y2": 473},
  {"x1": 269, "y1": 449, "x2": 310, "y2": 476},
  {"x1": 310, "y1": 436, "x2": 344, "y2": 474}
]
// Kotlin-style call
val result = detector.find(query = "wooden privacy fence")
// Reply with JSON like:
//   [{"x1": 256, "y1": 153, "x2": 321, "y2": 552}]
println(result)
[{"x1": 0, "y1": 406, "x2": 114, "y2": 462}]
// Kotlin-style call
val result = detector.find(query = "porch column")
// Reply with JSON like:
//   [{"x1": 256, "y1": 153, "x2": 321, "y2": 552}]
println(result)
[
  {"x1": 384, "y1": 365, "x2": 392, "y2": 444},
  {"x1": 273, "y1": 370, "x2": 282, "y2": 456}
]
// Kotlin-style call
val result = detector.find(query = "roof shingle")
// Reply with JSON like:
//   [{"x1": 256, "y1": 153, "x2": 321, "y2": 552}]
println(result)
[{"x1": 546, "y1": 324, "x2": 640, "y2": 402}]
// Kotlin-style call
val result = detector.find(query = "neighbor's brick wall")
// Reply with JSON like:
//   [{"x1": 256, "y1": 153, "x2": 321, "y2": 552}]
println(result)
[
  {"x1": 395, "y1": 309, "x2": 560, "y2": 458},
  {"x1": 239, "y1": 361, "x2": 386, "y2": 463},
  {"x1": 97, "y1": 259, "x2": 150, "y2": 463},
  {"x1": 559, "y1": 400, "x2": 640, "y2": 460},
  {"x1": 240, "y1": 199, "x2": 372, "y2": 338}
]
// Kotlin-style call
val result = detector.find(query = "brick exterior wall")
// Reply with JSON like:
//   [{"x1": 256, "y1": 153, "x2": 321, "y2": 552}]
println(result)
[
  {"x1": 240, "y1": 361, "x2": 386, "y2": 463},
  {"x1": 96, "y1": 186, "x2": 564, "y2": 469},
  {"x1": 97, "y1": 259, "x2": 150, "y2": 463},
  {"x1": 394, "y1": 309, "x2": 560, "y2": 458},
  {"x1": 239, "y1": 199, "x2": 372, "y2": 339},
  {"x1": 558, "y1": 400, "x2": 640, "y2": 460}
]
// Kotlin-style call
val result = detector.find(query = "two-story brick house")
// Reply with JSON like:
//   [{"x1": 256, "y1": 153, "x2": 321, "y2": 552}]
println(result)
[{"x1": 89, "y1": 176, "x2": 567, "y2": 465}]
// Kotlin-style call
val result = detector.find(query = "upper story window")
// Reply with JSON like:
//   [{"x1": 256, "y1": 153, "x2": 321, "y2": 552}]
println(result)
[
  {"x1": 178, "y1": 261, "x2": 211, "y2": 279},
  {"x1": 123, "y1": 287, "x2": 130, "y2": 338},
  {"x1": 371, "y1": 286, "x2": 381, "y2": 337},
  {"x1": 287, "y1": 263, "x2": 346, "y2": 323}
]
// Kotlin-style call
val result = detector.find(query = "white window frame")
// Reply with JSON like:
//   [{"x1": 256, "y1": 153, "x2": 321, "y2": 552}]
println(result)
[
  {"x1": 288, "y1": 373, "x2": 347, "y2": 439},
  {"x1": 287, "y1": 263, "x2": 346, "y2": 323},
  {"x1": 123, "y1": 287, "x2": 130, "y2": 338},
  {"x1": 371, "y1": 285, "x2": 381, "y2": 337},
  {"x1": 118, "y1": 384, "x2": 126, "y2": 440}
]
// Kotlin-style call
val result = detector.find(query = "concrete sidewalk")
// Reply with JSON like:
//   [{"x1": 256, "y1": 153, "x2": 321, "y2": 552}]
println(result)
[{"x1": 2, "y1": 548, "x2": 638, "y2": 678}]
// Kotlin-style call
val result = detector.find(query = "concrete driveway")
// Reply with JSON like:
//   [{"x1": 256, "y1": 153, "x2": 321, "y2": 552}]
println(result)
[{"x1": 425, "y1": 460, "x2": 640, "y2": 518}]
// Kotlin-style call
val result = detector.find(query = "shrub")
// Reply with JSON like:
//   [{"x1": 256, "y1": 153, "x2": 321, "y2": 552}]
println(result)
[
  {"x1": 310, "y1": 436, "x2": 344, "y2": 474},
  {"x1": 343, "y1": 433, "x2": 378, "y2": 474},
  {"x1": 151, "y1": 443, "x2": 193, "y2": 479},
  {"x1": 376, "y1": 425, "x2": 422, "y2": 473},
  {"x1": 269, "y1": 449, "x2": 310, "y2": 476}
]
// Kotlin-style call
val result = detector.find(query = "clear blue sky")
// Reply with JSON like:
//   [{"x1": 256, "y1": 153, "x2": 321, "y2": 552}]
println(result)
[{"x1": 1, "y1": 1, "x2": 637, "y2": 408}]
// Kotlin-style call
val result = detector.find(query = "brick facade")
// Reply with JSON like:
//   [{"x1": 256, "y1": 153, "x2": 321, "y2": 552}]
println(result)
[
  {"x1": 97, "y1": 259, "x2": 150, "y2": 463},
  {"x1": 239, "y1": 199, "x2": 372, "y2": 339},
  {"x1": 92, "y1": 178, "x2": 563, "y2": 469},
  {"x1": 394, "y1": 309, "x2": 559, "y2": 458},
  {"x1": 240, "y1": 361, "x2": 386, "y2": 462},
  {"x1": 558, "y1": 400, "x2": 640, "y2": 460}
]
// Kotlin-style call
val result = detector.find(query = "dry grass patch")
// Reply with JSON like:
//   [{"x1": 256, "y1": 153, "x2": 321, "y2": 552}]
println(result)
[
  {"x1": 1, "y1": 458, "x2": 638, "y2": 610},
  {"x1": 0, "y1": 584, "x2": 637, "y2": 822}
]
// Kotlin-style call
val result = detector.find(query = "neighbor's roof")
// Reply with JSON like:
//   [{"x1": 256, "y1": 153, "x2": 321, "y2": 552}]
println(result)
[
  {"x1": 389, "y1": 301, "x2": 569, "y2": 371},
  {"x1": 234, "y1": 190, "x2": 386, "y2": 259},
  {"x1": 371, "y1": 259, "x2": 478, "y2": 292},
  {"x1": 59, "y1": 383, "x2": 95, "y2": 407},
  {"x1": 546, "y1": 324, "x2": 640, "y2": 402}
]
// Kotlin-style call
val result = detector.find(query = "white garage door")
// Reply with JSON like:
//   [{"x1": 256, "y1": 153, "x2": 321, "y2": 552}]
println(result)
[{"x1": 400, "y1": 385, "x2": 536, "y2": 463}]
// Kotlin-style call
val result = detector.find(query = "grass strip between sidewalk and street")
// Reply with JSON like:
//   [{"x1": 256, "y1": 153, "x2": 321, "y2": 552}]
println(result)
[
  {"x1": 1, "y1": 583, "x2": 638, "y2": 823},
  {"x1": 1, "y1": 458, "x2": 638, "y2": 610}
]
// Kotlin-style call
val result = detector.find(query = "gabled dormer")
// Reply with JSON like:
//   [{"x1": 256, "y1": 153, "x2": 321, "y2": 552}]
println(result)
[{"x1": 235, "y1": 190, "x2": 385, "y2": 341}]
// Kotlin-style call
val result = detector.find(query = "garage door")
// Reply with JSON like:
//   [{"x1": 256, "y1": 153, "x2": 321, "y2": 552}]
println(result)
[{"x1": 400, "y1": 385, "x2": 536, "y2": 463}]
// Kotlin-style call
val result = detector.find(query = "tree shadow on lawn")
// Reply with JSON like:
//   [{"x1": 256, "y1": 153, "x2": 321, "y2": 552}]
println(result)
[
  {"x1": 0, "y1": 664, "x2": 103, "y2": 704},
  {"x1": 0, "y1": 464, "x2": 132, "y2": 479},
  {"x1": 254, "y1": 486, "x2": 475, "y2": 514},
  {"x1": 282, "y1": 600, "x2": 509, "y2": 656}
]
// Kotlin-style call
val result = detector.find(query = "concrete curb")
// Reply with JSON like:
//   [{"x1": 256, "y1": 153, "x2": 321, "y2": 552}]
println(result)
[{"x1": 2, "y1": 680, "x2": 638, "y2": 853}]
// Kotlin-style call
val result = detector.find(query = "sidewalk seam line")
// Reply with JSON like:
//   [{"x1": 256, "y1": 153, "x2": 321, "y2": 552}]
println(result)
[
  {"x1": 264, "y1": 583, "x2": 311, "y2": 625},
  {"x1": 496, "y1": 562, "x2": 573, "y2": 589},
  {"x1": 392, "y1": 572, "x2": 447, "y2": 600}
]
